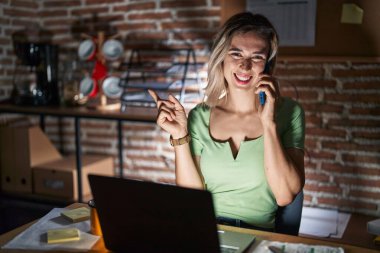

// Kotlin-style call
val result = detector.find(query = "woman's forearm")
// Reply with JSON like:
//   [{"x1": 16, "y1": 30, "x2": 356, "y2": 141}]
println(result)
[
  {"x1": 263, "y1": 123, "x2": 305, "y2": 206},
  {"x1": 174, "y1": 144, "x2": 204, "y2": 189}
]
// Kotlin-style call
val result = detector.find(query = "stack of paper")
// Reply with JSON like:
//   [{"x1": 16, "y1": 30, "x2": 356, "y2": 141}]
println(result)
[{"x1": 299, "y1": 207, "x2": 351, "y2": 238}]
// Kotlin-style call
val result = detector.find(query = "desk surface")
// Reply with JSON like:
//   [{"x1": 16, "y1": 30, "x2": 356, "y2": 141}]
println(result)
[
  {"x1": 0, "y1": 203, "x2": 378, "y2": 253},
  {"x1": 0, "y1": 103, "x2": 157, "y2": 122}
]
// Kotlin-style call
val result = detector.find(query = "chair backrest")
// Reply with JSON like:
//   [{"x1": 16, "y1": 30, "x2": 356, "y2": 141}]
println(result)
[{"x1": 275, "y1": 191, "x2": 304, "y2": 235}]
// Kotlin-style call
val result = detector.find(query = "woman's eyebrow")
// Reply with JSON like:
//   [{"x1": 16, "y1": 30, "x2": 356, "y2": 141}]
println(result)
[{"x1": 228, "y1": 47, "x2": 267, "y2": 55}]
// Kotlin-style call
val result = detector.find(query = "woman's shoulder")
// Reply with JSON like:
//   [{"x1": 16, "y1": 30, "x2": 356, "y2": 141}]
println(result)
[{"x1": 189, "y1": 103, "x2": 211, "y2": 117}]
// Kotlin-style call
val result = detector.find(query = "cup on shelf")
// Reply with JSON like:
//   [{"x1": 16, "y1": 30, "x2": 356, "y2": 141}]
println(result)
[
  {"x1": 102, "y1": 39, "x2": 123, "y2": 61},
  {"x1": 78, "y1": 39, "x2": 97, "y2": 61},
  {"x1": 102, "y1": 76, "x2": 122, "y2": 99},
  {"x1": 80, "y1": 76, "x2": 98, "y2": 98}
]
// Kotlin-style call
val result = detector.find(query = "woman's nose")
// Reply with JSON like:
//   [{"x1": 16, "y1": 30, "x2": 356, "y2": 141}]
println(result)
[{"x1": 240, "y1": 58, "x2": 252, "y2": 70}]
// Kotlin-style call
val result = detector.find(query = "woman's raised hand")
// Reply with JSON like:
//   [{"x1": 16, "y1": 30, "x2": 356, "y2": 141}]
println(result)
[{"x1": 148, "y1": 89, "x2": 188, "y2": 139}]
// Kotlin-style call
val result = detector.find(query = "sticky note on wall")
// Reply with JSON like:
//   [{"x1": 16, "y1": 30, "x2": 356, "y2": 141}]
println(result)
[{"x1": 341, "y1": 3, "x2": 364, "y2": 24}]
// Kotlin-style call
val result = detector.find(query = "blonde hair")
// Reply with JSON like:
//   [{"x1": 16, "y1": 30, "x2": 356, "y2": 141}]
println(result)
[{"x1": 204, "y1": 12, "x2": 279, "y2": 107}]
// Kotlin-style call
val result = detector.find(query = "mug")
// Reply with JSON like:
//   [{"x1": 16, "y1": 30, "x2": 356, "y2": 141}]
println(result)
[
  {"x1": 102, "y1": 76, "x2": 122, "y2": 99},
  {"x1": 80, "y1": 76, "x2": 98, "y2": 98},
  {"x1": 102, "y1": 39, "x2": 123, "y2": 61},
  {"x1": 78, "y1": 39, "x2": 96, "y2": 61}
]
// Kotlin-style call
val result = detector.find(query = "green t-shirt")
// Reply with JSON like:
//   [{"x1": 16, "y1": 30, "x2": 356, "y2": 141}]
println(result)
[{"x1": 188, "y1": 97, "x2": 305, "y2": 229}]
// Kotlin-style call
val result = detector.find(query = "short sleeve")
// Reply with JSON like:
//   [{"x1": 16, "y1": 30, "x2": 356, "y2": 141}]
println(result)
[
  {"x1": 279, "y1": 99, "x2": 305, "y2": 150},
  {"x1": 188, "y1": 105, "x2": 206, "y2": 156}
]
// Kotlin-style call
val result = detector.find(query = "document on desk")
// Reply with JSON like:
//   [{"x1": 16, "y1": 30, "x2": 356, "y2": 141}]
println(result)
[
  {"x1": 299, "y1": 207, "x2": 351, "y2": 238},
  {"x1": 254, "y1": 240, "x2": 344, "y2": 253},
  {"x1": 1, "y1": 208, "x2": 99, "y2": 251}
]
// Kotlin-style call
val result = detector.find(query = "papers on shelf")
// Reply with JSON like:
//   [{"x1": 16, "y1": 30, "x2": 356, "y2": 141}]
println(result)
[
  {"x1": 254, "y1": 240, "x2": 344, "y2": 253},
  {"x1": 1, "y1": 208, "x2": 99, "y2": 251},
  {"x1": 299, "y1": 207, "x2": 351, "y2": 238}
]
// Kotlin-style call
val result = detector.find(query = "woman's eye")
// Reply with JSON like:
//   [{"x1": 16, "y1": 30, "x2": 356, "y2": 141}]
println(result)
[
  {"x1": 251, "y1": 56, "x2": 265, "y2": 62},
  {"x1": 230, "y1": 53, "x2": 242, "y2": 59}
]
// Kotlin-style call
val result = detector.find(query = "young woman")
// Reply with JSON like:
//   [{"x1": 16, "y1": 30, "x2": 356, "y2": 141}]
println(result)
[{"x1": 148, "y1": 12, "x2": 305, "y2": 231}]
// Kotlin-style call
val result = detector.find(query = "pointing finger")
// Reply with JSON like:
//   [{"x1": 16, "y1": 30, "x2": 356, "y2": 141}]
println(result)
[{"x1": 148, "y1": 89, "x2": 159, "y2": 104}]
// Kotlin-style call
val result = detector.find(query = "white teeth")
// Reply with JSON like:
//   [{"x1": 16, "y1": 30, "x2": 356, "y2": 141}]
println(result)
[{"x1": 235, "y1": 74, "x2": 251, "y2": 82}]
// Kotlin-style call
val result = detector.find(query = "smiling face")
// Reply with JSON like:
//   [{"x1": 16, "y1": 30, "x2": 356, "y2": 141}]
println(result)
[{"x1": 223, "y1": 32, "x2": 270, "y2": 91}]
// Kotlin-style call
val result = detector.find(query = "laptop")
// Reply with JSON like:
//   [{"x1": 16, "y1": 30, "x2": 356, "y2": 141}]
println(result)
[{"x1": 88, "y1": 174, "x2": 255, "y2": 253}]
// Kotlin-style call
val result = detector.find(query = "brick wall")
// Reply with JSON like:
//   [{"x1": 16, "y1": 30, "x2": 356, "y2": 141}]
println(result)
[{"x1": 0, "y1": 0, "x2": 379, "y2": 217}]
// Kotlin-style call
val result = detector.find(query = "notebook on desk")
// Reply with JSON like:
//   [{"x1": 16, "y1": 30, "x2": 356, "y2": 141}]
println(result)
[{"x1": 88, "y1": 174, "x2": 255, "y2": 253}]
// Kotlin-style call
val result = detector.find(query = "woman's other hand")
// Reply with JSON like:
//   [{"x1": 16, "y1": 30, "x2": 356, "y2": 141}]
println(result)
[
  {"x1": 148, "y1": 89, "x2": 188, "y2": 139},
  {"x1": 255, "y1": 74, "x2": 281, "y2": 126}
]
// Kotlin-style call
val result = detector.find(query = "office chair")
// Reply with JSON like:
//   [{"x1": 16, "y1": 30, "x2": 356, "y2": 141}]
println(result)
[{"x1": 275, "y1": 191, "x2": 304, "y2": 236}]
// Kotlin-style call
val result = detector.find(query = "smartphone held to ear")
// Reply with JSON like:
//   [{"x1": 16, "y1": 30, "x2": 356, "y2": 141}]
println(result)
[{"x1": 259, "y1": 91, "x2": 266, "y2": 105}]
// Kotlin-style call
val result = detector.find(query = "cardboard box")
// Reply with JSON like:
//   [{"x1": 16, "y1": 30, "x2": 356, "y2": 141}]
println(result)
[
  {"x1": 0, "y1": 125, "x2": 62, "y2": 193},
  {"x1": 33, "y1": 154, "x2": 114, "y2": 201}
]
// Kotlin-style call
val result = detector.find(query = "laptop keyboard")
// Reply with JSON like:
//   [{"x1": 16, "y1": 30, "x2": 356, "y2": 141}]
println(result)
[{"x1": 220, "y1": 246, "x2": 238, "y2": 253}]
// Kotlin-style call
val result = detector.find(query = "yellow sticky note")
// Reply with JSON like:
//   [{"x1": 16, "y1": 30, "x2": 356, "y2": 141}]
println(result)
[
  {"x1": 341, "y1": 3, "x2": 363, "y2": 24},
  {"x1": 47, "y1": 228, "x2": 80, "y2": 244},
  {"x1": 61, "y1": 207, "x2": 90, "y2": 223}
]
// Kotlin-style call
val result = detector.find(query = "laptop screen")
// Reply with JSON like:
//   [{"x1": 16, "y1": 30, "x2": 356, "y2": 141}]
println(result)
[{"x1": 88, "y1": 174, "x2": 221, "y2": 253}]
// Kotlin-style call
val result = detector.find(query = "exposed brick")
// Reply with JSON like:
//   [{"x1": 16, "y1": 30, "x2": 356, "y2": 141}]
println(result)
[
  {"x1": 305, "y1": 138, "x2": 318, "y2": 149},
  {"x1": 302, "y1": 103, "x2": 344, "y2": 114},
  {"x1": 11, "y1": 19, "x2": 39, "y2": 27},
  {"x1": 304, "y1": 184, "x2": 343, "y2": 194},
  {"x1": 308, "y1": 150, "x2": 336, "y2": 160},
  {"x1": 81, "y1": 122, "x2": 113, "y2": 128},
  {"x1": 126, "y1": 32, "x2": 168, "y2": 41},
  {"x1": 332, "y1": 69, "x2": 380, "y2": 78},
  {"x1": 86, "y1": 0, "x2": 123, "y2": 4},
  {"x1": 161, "y1": 0, "x2": 206, "y2": 8},
  {"x1": 306, "y1": 127, "x2": 346, "y2": 138},
  {"x1": 343, "y1": 81, "x2": 380, "y2": 90},
  {"x1": 305, "y1": 171, "x2": 329, "y2": 182},
  {"x1": 161, "y1": 20, "x2": 209, "y2": 30},
  {"x1": 275, "y1": 68, "x2": 324, "y2": 77},
  {"x1": 125, "y1": 145, "x2": 157, "y2": 151},
  {"x1": 317, "y1": 197, "x2": 377, "y2": 210},
  {"x1": 11, "y1": 0, "x2": 38, "y2": 8},
  {"x1": 81, "y1": 141, "x2": 112, "y2": 148},
  {"x1": 43, "y1": 0, "x2": 81, "y2": 7},
  {"x1": 286, "y1": 79, "x2": 337, "y2": 88},
  {"x1": 305, "y1": 115, "x2": 322, "y2": 126},
  {"x1": 129, "y1": 11, "x2": 172, "y2": 20},
  {"x1": 43, "y1": 18, "x2": 75, "y2": 27},
  {"x1": 129, "y1": 165, "x2": 171, "y2": 173},
  {"x1": 352, "y1": 131, "x2": 380, "y2": 139},
  {"x1": 304, "y1": 194, "x2": 312, "y2": 202},
  {"x1": 71, "y1": 7, "x2": 109, "y2": 16},
  {"x1": 39, "y1": 10, "x2": 68, "y2": 17},
  {"x1": 350, "y1": 190, "x2": 380, "y2": 200},
  {"x1": 86, "y1": 133, "x2": 117, "y2": 139},
  {"x1": 297, "y1": 90, "x2": 319, "y2": 100},
  {"x1": 3, "y1": 8, "x2": 36, "y2": 17},
  {"x1": 328, "y1": 118, "x2": 380, "y2": 128},
  {"x1": 321, "y1": 163, "x2": 380, "y2": 176},
  {"x1": 123, "y1": 124, "x2": 156, "y2": 131},
  {"x1": 173, "y1": 31, "x2": 214, "y2": 40},
  {"x1": 177, "y1": 9, "x2": 220, "y2": 18},
  {"x1": 322, "y1": 141, "x2": 380, "y2": 153},
  {"x1": 0, "y1": 18, "x2": 10, "y2": 25},
  {"x1": 324, "y1": 93, "x2": 380, "y2": 104},
  {"x1": 113, "y1": 2, "x2": 155, "y2": 12},
  {"x1": 349, "y1": 107, "x2": 380, "y2": 116},
  {"x1": 116, "y1": 22, "x2": 156, "y2": 31},
  {"x1": 127, "y1": 154, "x2": 164, "y2": 163},
  {"x1": 0, "y1": 38, "x2": 10, "y2": 45},
  {"x1": 342, "y1": 154, "x2": 380, "y2": 165},
  {"x1": 336, "y1": 176, "x2": 380, "y2": 188}
]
